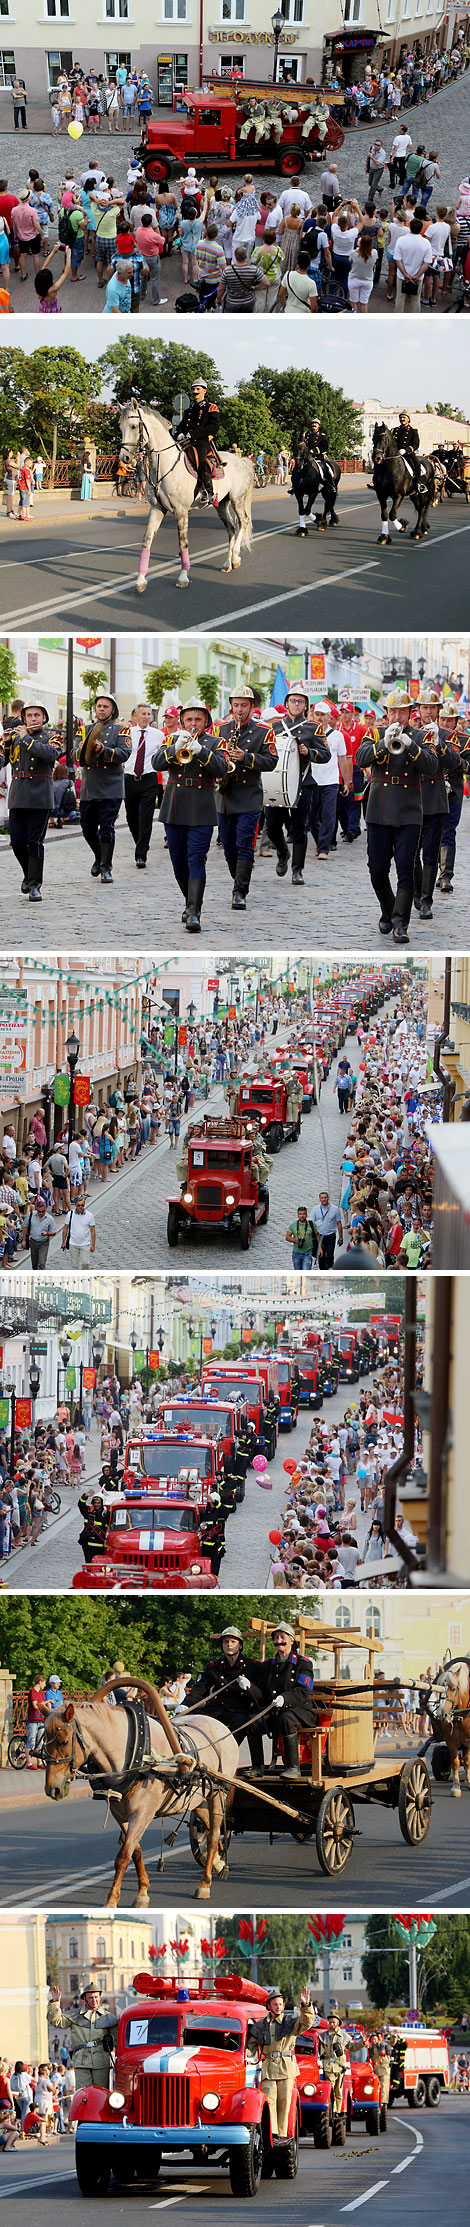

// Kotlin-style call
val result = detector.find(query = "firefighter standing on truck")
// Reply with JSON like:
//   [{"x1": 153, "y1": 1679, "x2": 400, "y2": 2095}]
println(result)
[
  {"x1": 321, "y1": 2016, "x2": 349, "y2": 2111},
  {"x1": 246, "y1": 1985, "x2": 314, "y2": 2138}
]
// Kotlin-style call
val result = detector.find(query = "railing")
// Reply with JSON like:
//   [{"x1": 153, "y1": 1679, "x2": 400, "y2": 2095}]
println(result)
[{"x1": 12, "y1": 1689, "x2": 90, "y2": 1735}]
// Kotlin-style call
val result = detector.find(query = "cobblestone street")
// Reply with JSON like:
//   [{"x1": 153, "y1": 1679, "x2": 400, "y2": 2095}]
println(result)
[
  {"x1": 1, "y1": 802, "x2": 468, "y2": 948},
  {"x1": 42, "y1": 1041, "x2": 350, "y2": 1271}
]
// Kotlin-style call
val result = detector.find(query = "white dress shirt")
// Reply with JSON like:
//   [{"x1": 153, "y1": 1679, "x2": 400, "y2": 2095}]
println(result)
[{"x1": 126, "y1": 722, "x2": 165, "y2": 776}]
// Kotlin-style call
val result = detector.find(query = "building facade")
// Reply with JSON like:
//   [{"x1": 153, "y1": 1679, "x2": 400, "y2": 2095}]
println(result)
[
  {"x1": 0, "y1": 1916, "x2": 49, "y2": 2065},
  {"x1": 0, "y1": 955, "x2": 154, "y2": 1147},
  {"x1": 361, "y1": 400, "x2": 470, "y2": 461}
]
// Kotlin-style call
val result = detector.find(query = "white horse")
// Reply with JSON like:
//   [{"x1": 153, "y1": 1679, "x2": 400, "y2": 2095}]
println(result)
[{"x1": 118, "y1": 399, "x2": 254, "y2": 592}]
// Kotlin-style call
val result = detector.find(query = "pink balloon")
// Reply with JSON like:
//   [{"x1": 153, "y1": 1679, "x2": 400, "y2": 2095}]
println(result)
[
  {"x1": 257, "y1": 1472, "x2": 273, "y2": 1491},
  {"x1": 253, "y1": 1455, "x2": 267, "y2": 1472}
]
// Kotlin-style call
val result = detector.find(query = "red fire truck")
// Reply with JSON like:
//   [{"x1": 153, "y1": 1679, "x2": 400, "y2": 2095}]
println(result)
[
  {"x1": 152, "y1": 1397, "x2": 247, "y2": 1471},
  {"x1": 71, "y1": 1972, "x2": 301, "y2": 2199},
  {"x1": 276, "y1": 1353, "x2": 300, "y2": 1432},
  {"x1": 137, "y1": 83, "x2": 343, "y2": 187},
  {"x1": 233, "y1": 1074, "x2": 301, "y2": 1153},
  {"x1": 122, "y1": 1431, "x2": 224, "y2": 1501},
  {"x1": 202, "y1": 1368, "x2": 269, "y2": 1455},
  {"x1": 167, "y1": 1116, "x2": 269, "y2": 1251},
  {"x1": 344, "y1": 2030, "x2": 386, "y2": 2135},
  {"x1": 72, "y1": 1487, "x2": 216, "y2": 1591}
]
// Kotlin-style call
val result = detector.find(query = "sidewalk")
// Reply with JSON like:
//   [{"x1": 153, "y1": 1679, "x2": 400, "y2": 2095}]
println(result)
[
  {"x1": 0, "y1": 1768, "x2": 90, "y2": 1807},
  {"x1": 0, "y1": 1420, "x2": 101, "y2": 1579}
]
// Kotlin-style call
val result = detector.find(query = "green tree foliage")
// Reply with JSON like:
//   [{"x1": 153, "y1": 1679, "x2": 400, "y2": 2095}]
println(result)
[
  {"x1": 0, "y1": 645, "x2": 19, "y2": 709},
  {"x1": 145, "y1": 661, "x2": 190, "y2": 711},
  {"x1": 0, "y1": 1597, "x2": 319, "y2": 1692},
  {"x1": 0, "y1": 346, "x2": 102, "y2": 457},
  {"x1": 245, "y1": 368, "x2": 362, "y2": 456},
  {"x1": 196, "y1": 674, "x2": 220, "y2": 715},
  {"x1": 218, "y1": 391, "x2": 281, "y2": 457},
  {"x1": 362, "y1": 1918, "x2": 409, "y2": 2010},
  {"x1": 80, "y1": 668, "x2": 109, "y2": 717},
  {"x1": 100, "y1": 339, "x2": 225, "y2": 415},
  {"x1": 363, "y1": 1915, "x2": 470, "y2": 2021}
]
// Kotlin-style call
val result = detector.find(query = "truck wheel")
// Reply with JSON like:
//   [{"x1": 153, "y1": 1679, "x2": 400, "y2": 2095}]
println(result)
[
  {"x1": 277, "y1": 148, "x2": 305, "y2": 176},
  {"x1": 134, "y1": 2152, "x2": 162, "y2": 2181},
  {"x1": 167, "y1": 1205, "x2": 180, "y2": 1247},
  {"x1": 145, "y1": 154, "x2": 171, "y2": 182},
  {"x1": 314, "y1": 2106, "x2": 333, "y2": 2149},
  {"x1": 431, "y1": 1742, "x2": 452, "y2": 1782},
  {"x1": 332, "y1": 2112, "x2": 346, "y2": 2146},
  {"x1": 366, "y1": 2107, "x2": 380, "y2": 2136},
  {"x1": 240, "y1": 1209, "x2": 252, "y2": 1250},
  {"x1": 75, "y1": 2145, "x2": 111, "y2": 2197},
  {"x1": 408, "y1": 2079, "x2": 426, "y2": 2108},
  {"x1": 398, "y1": 1757, "x2": 432, "y2": 1846},
  {"x1": 315, "y1": 1786, "x2": 355, "y2": 1874},
  {"x1": 229, "y1": 2123, "x2": 263, "y2": 2198},
  {"x1": 273, "y1": 2111, "x2": 299, "y2": 2178},
  {"x1": 425, "y1": 2077, "x2": 441, "y2": 2108},
  {"x1": 380, "y1": 2102, "x2": 388, "y2": 2131}
]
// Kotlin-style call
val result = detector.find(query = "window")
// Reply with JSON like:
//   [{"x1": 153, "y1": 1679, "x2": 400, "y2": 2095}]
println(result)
[
  {"x1": 343, "y1": 1966, "x2": 353, "y2": 1983},
  {"x1": 275, "y1": 54, "x2": 301, "y2": 80},
  {"x1": 220, "y1": 52, "x2": 245, "y2": 74},
  {"x1": 96, "y1": 1939, "x2": 106, "y2": 1962},
  {"x1": 105, "y1": 48, "x2": 131, "y2": 68},
  {"x1": 344, "y1": 0, "x2": 361, "y2": 18},
  {"x1": 335, "y1": 1604, "x2": 352, "y2": 1629},
  {"x1": 0, "y1": 46, "x2": 14, "y2": 76},
  {"x1": 131, "y1": 1940, "x2": 135, "y2": 1959},
  {"x1": 281, "y1": 0, "x2": 305, "y2": 19},
  {"x1": 164, "y1": 0, "x2": 188, "y2": 16},
  {"x1": 119, "y1": 1938, "x2": 124, "y2": 1958},
  {"x1": 47, "y1": 50, "x2": 74, "y2": 83},
  {"x1": 449, "y1": 1623, "x2": 462, "y2": 1650},
  {"x1": 46, "y1": 0, "x2": 70, "y2": 15},
  {"x1": 366, "y1": 1606, "x2": 381, "y2": 1639},
  {"x1": 222, "y1": 0, "x2": 246, "y2": 18},
  {"x1": 0, "y1": 3, "x2": 10, "y2": 17},
  {"x1": 69, "y1": 1939, "x2": 79, "y2": 1960},
  {"x1": 343, "y1": 1934, "x2": 352, "y2": 1949},
  {"x1": 106, "y1": 0, "x2": 129, "y2": 14},
  {"x1": 386, "y1": 0, "x2": 395, "y2": 19}
]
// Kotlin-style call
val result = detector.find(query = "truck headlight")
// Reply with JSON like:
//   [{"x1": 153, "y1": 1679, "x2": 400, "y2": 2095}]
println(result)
[
  {"x1": 226, "y1": 1194, "x2": 235, "y2": 1206},
  {"x1": 202, "y1": 2092, "x2": 220, "y2": 2111},
  {"x1": 363, "y1": 2085, "x2": 373, "y2": 2095},
  {"x1": 261, "y1": 1117, "x2": 267, "y2": 1126},
  {"x1": 190, "y1": 1563, "x2": 202, "y2": 1575},
  {"x1": 183, "y1": 1191, "x2": 193, "y2": 1205},
  {"x1": 303, "y1": 2084, "x2": 315, "y2": 2097},
  {"x1": 109, "y1": 2092, "x2": 126, "y2": 2111}
]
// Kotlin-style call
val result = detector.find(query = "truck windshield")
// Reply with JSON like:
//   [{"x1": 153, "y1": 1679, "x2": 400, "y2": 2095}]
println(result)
[
  {"x1": 124, "y1": 2014, "x2": 180, "y2": 2046},
  {"x1": 124, "y1": 1507, "x2": 198, "y2": 1532},
  {"x1": 206, "y1": 1379, "x2": 263, "y2": 1403},
  {"x1": 205, "y1": 1149, "x2": 244, "y2": 1169},
  {"x1": 183, "y1": 2017, "x2": 242, "y2": 2051},
  {"x1": 278, "y1": 1363, "x2": 289, "y2": 1382},
  {"x1": 161, "y1": 1406, "x2": 232, "y2": 1435},
  {"x1": 295, "y1": 2034, "x2": 318, "y2": 2057},
  {"x1": 347, "y1": 2044, "x2": 368, "y2": 2063},
  {"x1": 141, "y1": 1447, "x2": 212, "y2": 1478}
]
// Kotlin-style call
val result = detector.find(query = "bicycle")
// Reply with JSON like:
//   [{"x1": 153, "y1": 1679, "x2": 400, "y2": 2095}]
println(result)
[{"x1": 8, "y1": 1725, "x2": 47, "y2": 1771}]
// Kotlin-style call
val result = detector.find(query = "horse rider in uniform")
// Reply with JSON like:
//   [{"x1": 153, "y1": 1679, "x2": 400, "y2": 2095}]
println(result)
[
  {"x1": 79, "y1": 692, "x2": 131, "y2": 885},
  {"x1": 246, "y1": 1986, "x2": 314, "y2": 2139},
  {"x1": 184, "y1": 1625, "x2": 266, "y2": 1770},
  {"x1": 214, "y1": 687, "x2": 278, "y2": 911},
  {"x1": 259, "y1": 1620, "x2": 319, "y2": 1776},
  {"x1": 321, "y1": 2017, "x2": 349, "y2": 2112},
  {"x1": 305, "y1": 419, "x2": 338, "y2": 506},
  {"x1": 394, "y1": 412, "x2": 421, "y2": 494},
  {"x1": 176, "y1": 378, "x2": 221, "y2": 506},
  {"x1": 413, "y1": 684, "x2": 461, "y2": 920},
  {"x1": 265, "y1": 687, "x2": 331, "y2": 885},
  {"x1": 48, "y1": 1980, "x2": 117, "y2": 2086},
  {"x1": 77, "y1": 1492, "x2": 109, "y2": 1565},
  {"x1": 2, "y1": 701, "x2": 60, "y2": 902},
  {"x1": 438, "y1": 701, "x2": 470, "y2": 893},
  {"x1": 152, "y1": 698, "x2": 227, "y2": 933},
  {"x1": 356, "y1": 688, "x2": 437, "y2": 943}
]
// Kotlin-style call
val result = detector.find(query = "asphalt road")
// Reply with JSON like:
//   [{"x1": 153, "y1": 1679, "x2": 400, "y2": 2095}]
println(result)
[
  {"x1": 1, "y1": 484, "x2": 469, "y2": 630},
  {"x1": 5, "y1": 1371, "x2": 371, "y2": 1593},
  {"x1": 0, "y1": 1772, "x2": 467, "y2": 1911},
  {"x1": 1, "y1": 2103, "x2": 468, "y2": 2224}
]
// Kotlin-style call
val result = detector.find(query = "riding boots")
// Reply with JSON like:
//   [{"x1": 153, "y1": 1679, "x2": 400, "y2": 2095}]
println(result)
[
  {"x1": 100, "y1": 840, "x2": 114, "y2": 885},
  {"x1": 392, "y1": 885, "x2": 412, "y2": 944},
  {"x1": 292, "y1": 838, "x2": 307, "y2": 885},
  {"x1": 232, "y1": 860, "x2": 252, "y2": 911},
  {"x1": 186, "y1": 876, "x2": 205, "y2": 933},
  {"x1": 28, "y1": 855, "x2": 43, "y2": 903},
  {"x1": 419, "y1": 862, "x2": 437, "y2": 919},
  {"x1": 439, "y1": 844, "x2": 454, "y2": 893},
  {"x1": 376, "y1": 875, "x2": 394, "y2": 933}
]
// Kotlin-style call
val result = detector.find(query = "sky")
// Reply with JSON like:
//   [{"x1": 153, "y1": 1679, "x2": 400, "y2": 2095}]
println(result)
[{"x1": 5, "y1": 317, "x2": 470, "y2": 415}]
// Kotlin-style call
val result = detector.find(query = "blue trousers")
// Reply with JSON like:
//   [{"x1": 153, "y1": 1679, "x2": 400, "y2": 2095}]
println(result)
[
  {"x1": 441, "y1": 786, "x2": 463, "y2": 866},
  {"x1": 165, "y1": 821, "x2": 213, "y2": 896},
  {"x1": 80, "y1": 798, "x2": 121, "y2": 860},
  {"x1": 337, "y1": 766, "x2": 364, "y2": 839},
  {"x1": 9, "y1": 806, "x2": 49, "y2": 878},
  {"x1": 292, "y1": 1248, "x2": 313, "y2": 1270},
  {"x1": 218, "y1": 810, "x2": 259, "y2": 878},
  {"x1": 309, "y1": 782, "x2": 338, "y2": 856},
  {"x1": 367, "y1": 821, "x2": 420, "y2": 898}
]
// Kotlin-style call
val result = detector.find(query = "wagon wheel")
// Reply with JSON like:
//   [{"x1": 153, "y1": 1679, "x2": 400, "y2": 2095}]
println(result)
[
  {"x1": 290, "y1": 1814, "x2": 315, "y2": 1843},
  {"x1": 189, "y1": 1810, "x2": 231, "y2": 1880},
  {"x1": 315, "y1": 1785, "x2": 355, "y2": 1875},
  {"x1": 398, "y1": 1757, "x2": 432, "y2": 1846}
]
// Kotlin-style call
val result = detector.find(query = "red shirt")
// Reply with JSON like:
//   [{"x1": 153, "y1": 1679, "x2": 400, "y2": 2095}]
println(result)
[
  {"x1": 27, "y1": 1684, "x2": 46, "y2": 1723},
  {"x1": 0, "y1": 191, "x2": 19, "y2": 227},
  {"x1": 337, "y1": 716, "x2": 368, "y2": 765}
]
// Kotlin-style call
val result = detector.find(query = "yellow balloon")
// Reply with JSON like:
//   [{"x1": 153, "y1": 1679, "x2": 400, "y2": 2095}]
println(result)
[{"x1": 68, "y1": 120, "x2": 83, "y2": 138}]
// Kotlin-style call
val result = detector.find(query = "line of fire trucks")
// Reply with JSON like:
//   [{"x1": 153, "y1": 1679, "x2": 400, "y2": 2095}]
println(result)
[
  {"x1": 70, "y1": 1968, "x2": 450, "y2": 2201},
  {"x1": 73, "y1": 1313, "x2": 401, "y2": 1594},
  {"x1": 166, "y1": 967, "x2": 404, "y2": 1252}
]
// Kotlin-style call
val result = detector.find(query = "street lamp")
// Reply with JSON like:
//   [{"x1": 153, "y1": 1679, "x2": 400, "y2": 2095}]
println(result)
[
  {"x1": 187, "y1": 1000, "x2": 196, "y2": 1022},
  {"x1": 271, "y1": 5, "x2": 283, "y2": 82},
  {"x1": 66, "y1": 1027, "x2": 80, "y2": 1151},
  {"x1": 58, "y1": 1332, "x2": 72, "y2": 1416},
  {"x1": 29, "y1": 1359, "x2": 41, "y2": 1426},
  {"x1": 210, "y1": 1316, "x2": 217, "y2": 1341}
]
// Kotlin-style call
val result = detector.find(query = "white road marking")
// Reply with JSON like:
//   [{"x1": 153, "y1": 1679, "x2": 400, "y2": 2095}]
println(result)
[
  {"x1": 149, "y1": 2199, "x2": 185, "y2": 2211},
  {"x1": 203, "y1": 560, "x2": 380, "y2": 629},
  {"x1": 0, "y1": 2168, "x2": 75, "y2": 2196},
  {"x1": 341, "y1": 2180, "x2": 389, "y2": 2212},
  {"x1": 0, "y1": 1843, "x2": 185, "y2": 1905},
  {"x1": 417, "y1": 1875, "x2": 470, "y2": 1903},
  {"x1": 391, "y1": 2153, "x2": 419, "y2": 2174}
]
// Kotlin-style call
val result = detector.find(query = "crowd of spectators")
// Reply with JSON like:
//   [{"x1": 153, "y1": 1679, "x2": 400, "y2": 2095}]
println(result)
[
  {"x1": 0, "y1": 2044, "x2": 76, "y2": 2151},
  {"x1": 270, "y1": 1349, "x2": 425, "y2": 1592}
]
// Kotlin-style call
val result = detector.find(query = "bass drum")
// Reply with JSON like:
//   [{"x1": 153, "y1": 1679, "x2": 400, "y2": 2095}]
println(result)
[{"x1": 262, "y1": 731, "x2": 301, "y2": 813}]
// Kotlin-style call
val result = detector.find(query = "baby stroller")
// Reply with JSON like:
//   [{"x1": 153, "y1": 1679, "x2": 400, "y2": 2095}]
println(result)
[
  {"x1": 318, "y1": 267, "x2": 350, "y2": 313},
  {"x1": 175, "y1": 277, "x2": 220, "y2": 314}
]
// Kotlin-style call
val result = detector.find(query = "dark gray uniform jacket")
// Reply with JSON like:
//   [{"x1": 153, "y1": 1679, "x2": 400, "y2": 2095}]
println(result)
[
  {"x1": 79, "y1": 719, "x2": 131, "y2": 802},
  {"x1": 214, "y1": 715, "x2": 278, "y2": 817},
  {"x1": 356, "y1": 728, "x2": 437, "y2": 828},
  {"x1": 4, "y1": 724, "x2": 58, "y2": 811},
  {"x1": 153, "y1": 736, "x2": 228, "y2": 826}
]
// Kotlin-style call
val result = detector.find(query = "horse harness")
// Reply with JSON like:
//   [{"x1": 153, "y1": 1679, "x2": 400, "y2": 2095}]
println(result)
[{"x1": 63, "y1": 1697, "x2": 210, "y2": 1803}]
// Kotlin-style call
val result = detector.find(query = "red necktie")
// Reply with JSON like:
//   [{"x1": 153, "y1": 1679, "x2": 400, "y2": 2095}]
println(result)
[{"x1": 134, "y1": 729, "x2": 146, "y2": 776}]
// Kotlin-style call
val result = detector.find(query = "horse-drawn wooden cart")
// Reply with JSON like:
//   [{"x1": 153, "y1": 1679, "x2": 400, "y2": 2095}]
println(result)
[{"x1": 189, "y1": 1616, "x2": 432, "y2": 1880}]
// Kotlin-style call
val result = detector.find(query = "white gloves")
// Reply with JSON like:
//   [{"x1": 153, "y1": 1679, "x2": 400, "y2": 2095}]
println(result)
[
  {"x1": 238, "y1": 1674, "x2": 251, "y2": 1692},
  {"x1": 274, "y1": 1694, "x2": 285, "y2": 1712}
]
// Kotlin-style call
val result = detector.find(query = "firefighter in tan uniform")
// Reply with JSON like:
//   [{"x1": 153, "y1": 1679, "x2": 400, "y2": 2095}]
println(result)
[
  {"x1": 321, "y1": 2016, "x2": 350, "y2": 2112},
  {"x1": 48, "y1": 1981, "x2": 117, "y2": 2087},
  {"x1": 247, "y1": 1984, "x2": 314, "y2": 2138},
  {"x1": 370, "y1": 2035, "x2": 391, "y2": 2104}
]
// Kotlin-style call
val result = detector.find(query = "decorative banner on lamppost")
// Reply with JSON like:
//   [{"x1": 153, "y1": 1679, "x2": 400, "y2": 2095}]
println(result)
[
  {"x1": 15, "y1": 1398, "x2": 32, "y2": 1429},
  {"x1": 0, "y1": 1396, "x2": 10, "y2": 1428},
  {"x1": 82, "y1": 1367, "x2": 96, "y2": 1390},
  {"x1": 163, "y1": 1022, "x2": 175, "y2": 1049},
  {"x1": 65, "y1": 1368, "x2": 76, "y2": 1391},
  {"x1": 54, "y1": 1073, "x2": 70, "y2": 1106},
  {"x1": 148, "y1": 1350, "x2": 160, "y2": 1371},
  {"x1": 133, "y1": 1350, "x2": 146, "y2": 1372},
  {"x1": 0, "y1": 1026, "x2": 27, "y2": 1095},
  {"x1": 202, "y1": 1337, "x2": 212, "y2": 1356},
  {"x1": 74, "y1": 1075, "x2": 91, "y2": 1107},
  {"x1": 393, "y1": 1914, "x2": 437, "y2": 1947}
]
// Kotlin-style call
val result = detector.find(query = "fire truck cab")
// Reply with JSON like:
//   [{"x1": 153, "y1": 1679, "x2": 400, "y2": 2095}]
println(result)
[
  {"x1": 72, "y1": 1973, "x2": 301, "y2": 2199},
  {"x1": 168, "y1": 1117, "x2": 269, "y2": 1251},
  {"x1": 295, "y1": 2025, "x2": 353, "y2": 2146},
  {"x1": 344, "y1": 2030, "x2": 385, "y2": 2135},
  {"x1": 202, "y1": 1369, "x2": 269, "y2": 1456},
  {"x1": 72, "y1": 1485, "x2": 216, "y2": 1591},
  {"x1": 233, "y1": 1074, "x2": 301, "y2": 1153}
]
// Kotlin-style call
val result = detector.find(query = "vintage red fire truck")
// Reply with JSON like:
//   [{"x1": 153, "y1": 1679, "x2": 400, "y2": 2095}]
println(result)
[
  {"x1": 389, "y1": 2027, "x2": 450, "y2": 2108},
  {"x1": 274, "y1": 1353, "x2": 299, "y2": 1432},
  {"x1": 72, "y1": 1480, "x2": 217, "y2": 1591},
  {"x1": 201, "y1": 1368, "x2": 269, "y2": 1456},
  {"x1": 344, "y1": 2030, "x2": 386, "y2": 2134},
  {"x1": 168, "y1": 1116, "x2": 269, "y2": 1252},
  {"x1": 232, "y1": 1074, "x2": 301, "y2": 1153},
  {"x1": 152, "y1": 1397, "x2": 247, "y2": 1470},
  {"x1": 295, "y1": 2024, "x2": 353, "y2": 2146},
  {"x1": 71, "y1": 1973, "x2": 301, "y2": 2200},
  {"x1": 137, "y1": 83, "x2": 343, "y2": 187},
  {"x1": 122, "y1": 1430, "x2": 224, "y2": 1500}
]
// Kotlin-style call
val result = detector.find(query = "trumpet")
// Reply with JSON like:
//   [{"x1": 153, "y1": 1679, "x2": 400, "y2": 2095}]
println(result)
[
  {"x1": 216, "y1": 718, "x2": 243, "y2": 792},
  {"x1": 170, "y1": 731, "x2": 204, "y2": 767}
]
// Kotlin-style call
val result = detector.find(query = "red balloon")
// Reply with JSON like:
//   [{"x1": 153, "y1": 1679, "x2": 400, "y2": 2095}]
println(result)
[
  {"x1": 269, "y1": 1529, "x2": 282, "y2": 1546},
  {"x1": 283, "y1": 1458, "x2": 297, "y2": 1473}
]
